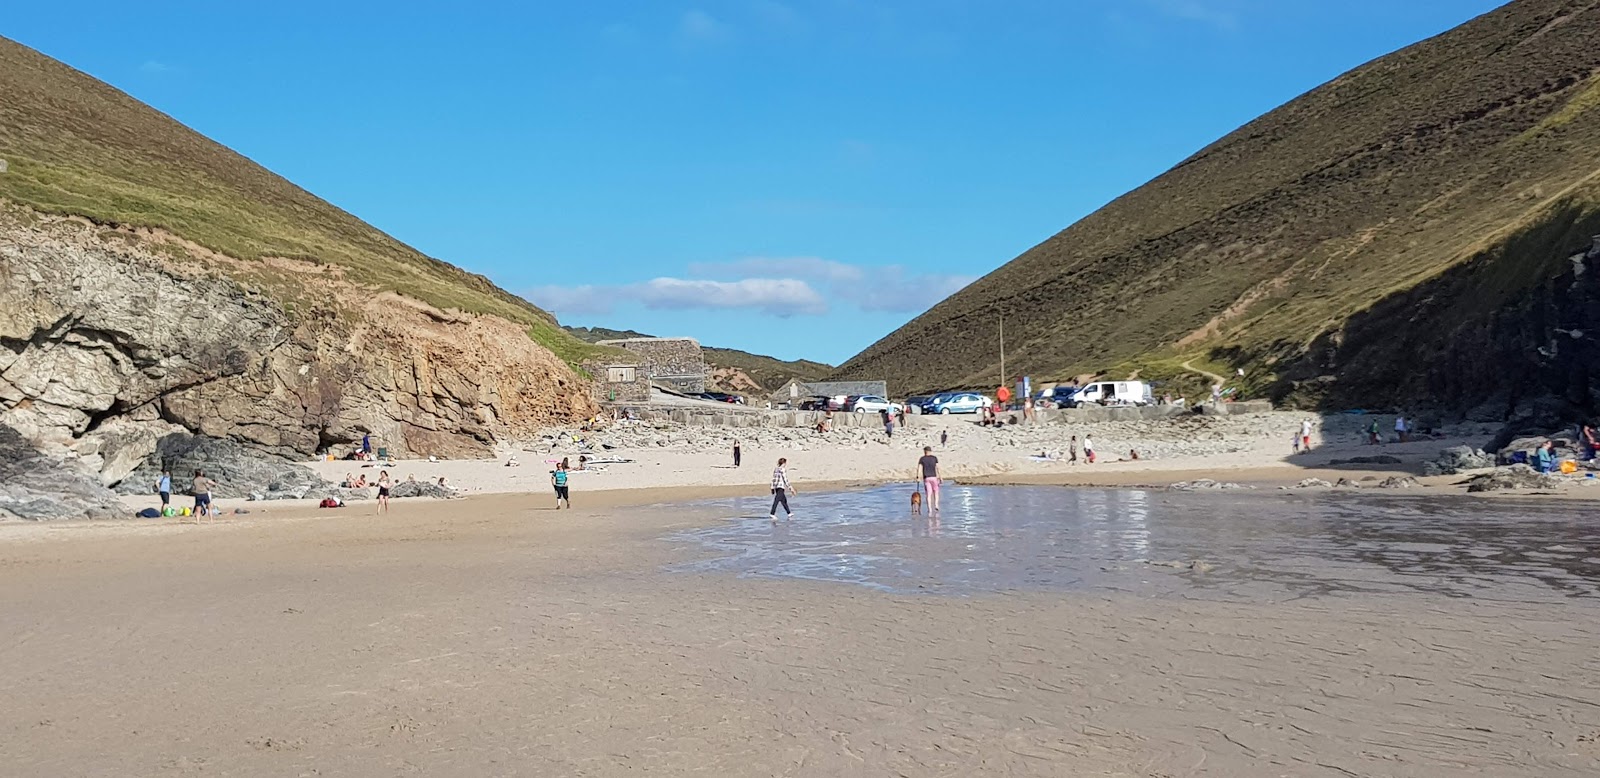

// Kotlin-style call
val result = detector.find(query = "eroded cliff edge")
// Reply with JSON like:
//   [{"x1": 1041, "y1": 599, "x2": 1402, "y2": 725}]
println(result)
[{"x1": 0, "y1": 204, "x2": 595, "y2": 501}]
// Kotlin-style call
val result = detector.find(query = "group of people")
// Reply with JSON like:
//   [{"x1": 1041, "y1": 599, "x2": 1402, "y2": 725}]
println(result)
[{"x1": 153, "y1": 469, "x2": 217, "y2": 521}]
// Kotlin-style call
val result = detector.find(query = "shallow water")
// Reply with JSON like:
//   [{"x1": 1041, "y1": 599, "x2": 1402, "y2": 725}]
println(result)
[{"x1": 666, "y1": 485, "x2": 1600, "y2": 601}]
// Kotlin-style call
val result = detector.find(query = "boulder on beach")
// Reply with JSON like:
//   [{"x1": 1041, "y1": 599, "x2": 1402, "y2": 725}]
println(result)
[
  {"x1": 1421, "y1": 445, "x2": 1495, "y2": 476},
  {"x1": 1465, "y1": 464, "x2": 1564, "y2": 493},
  {"x1": 0, "y1": 424, "x2": 124, "y2": 521}
]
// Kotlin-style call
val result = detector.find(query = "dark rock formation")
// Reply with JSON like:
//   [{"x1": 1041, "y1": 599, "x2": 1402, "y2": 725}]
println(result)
[
  {"x1": 1465, "y1": 465, "x2": 1563, "y2": 492},
  {"x1": 0, "y1": 424, "x2": 123, "y2": 520}
]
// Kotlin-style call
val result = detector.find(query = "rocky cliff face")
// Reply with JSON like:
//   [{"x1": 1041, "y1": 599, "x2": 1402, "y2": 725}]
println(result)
[{"x1": 0, "y1": 205, "x2": 595, "y2": 494}]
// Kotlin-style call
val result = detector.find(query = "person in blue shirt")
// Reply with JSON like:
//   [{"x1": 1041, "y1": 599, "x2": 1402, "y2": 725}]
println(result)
[
  {"x1": 154, "y1": 470, "x2": 172, "y2": 511},
  {"x1": 551, "y1": 463, "x2": 570, "y2": 509},
  {"x1": 1535, "y1": 441, "x2": 1557, "y2": 473}
]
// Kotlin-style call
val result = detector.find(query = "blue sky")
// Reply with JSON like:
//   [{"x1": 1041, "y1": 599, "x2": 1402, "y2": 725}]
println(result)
[{"x1": 7, "y1": 1, "x2": 1505, "y2": 364}]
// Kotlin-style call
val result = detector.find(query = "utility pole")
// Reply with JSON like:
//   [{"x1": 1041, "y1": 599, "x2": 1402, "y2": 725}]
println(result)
[{"x1": 998, "y1": 314, "x2": 1005, "y2": 390}]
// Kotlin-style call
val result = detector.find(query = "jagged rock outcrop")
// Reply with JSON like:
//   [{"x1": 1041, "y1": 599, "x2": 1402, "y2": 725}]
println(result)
[
  {"x1": 0, "y1": 423, "x2": 123, "y2": 521},
  {"x1": 1, "y1": 207, "x2": 596, "y2": 493}
]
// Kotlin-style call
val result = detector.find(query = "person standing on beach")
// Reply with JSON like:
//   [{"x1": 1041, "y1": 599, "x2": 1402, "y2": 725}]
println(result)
[
  {"x1": 882, "y1": 409, "x2": 895, "y2": 438},
  {"x1": 1368, "y1": 419, "x2": 1381, "y2": 445},
  {"x1": 732, "y1": 439, "x2": 742, "y2": 468},
  {"x1": 191, "y1": 469, "x2": 214, "y2": 521},
  {"x1": 155, "y1": 469, "x2": 172, "y2": 512},
  {"x1": 376, "y1": 470, "x2": 392, "y2": 514},
  {"x1": 916, "y1": 446, "x2": 941, "y2": 515},
  {"x1": 1394, "y1": 415, "x2": 1409, "y2": 443},
  {"x1": 1069, "y1": 435, "x2": 1078, "y2": 464},
  {"x1": 1300, "y1": 419, "x2": 1314, "y2": 452},
  {"x1": 551, "y1": 463, "x2": 570, "y2": 509},
  {"x1": 769, "y1": 458, "x2": 794, "y2": 522},
  {"x1": 1083, "y1": 435, "x2": 1096, "y2": 464},
  {"x1": 940, "y1": 429, "x2": 948, "y2": 448}
]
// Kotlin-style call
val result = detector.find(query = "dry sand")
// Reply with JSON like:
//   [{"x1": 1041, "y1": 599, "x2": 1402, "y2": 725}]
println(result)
[{"x1": 8, "y1": 412, "x2": 1600, "y2": 775}]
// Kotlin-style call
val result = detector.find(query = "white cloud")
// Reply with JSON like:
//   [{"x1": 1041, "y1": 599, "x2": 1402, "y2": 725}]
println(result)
[
  {"x1": 1145, "y1": 0, "x2": 1237, "y2": 30},
  {"x1": 139, "y1": 60, "x2": 177, "y2": 75},
  {"x1": 527, "y1": 257, "x2": 975, "y2": 319},
  {"x1": 636, "y1": 277, "x2": 826, "y2": 316},
  {"x1": 687, "y1": 256, "x2": 864, "y2": 284},
  {"x1": 678, "y1": 9, "x2": 731, "y2": 43},
  {"x1": 527, "y1": 277, "x2": 826, "y2": 317}
]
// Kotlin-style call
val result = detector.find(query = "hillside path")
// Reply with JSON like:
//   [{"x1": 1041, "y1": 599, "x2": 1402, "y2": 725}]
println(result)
[{"x1": 1180, "y1": 359, "x2": 1228, "y2": 390}]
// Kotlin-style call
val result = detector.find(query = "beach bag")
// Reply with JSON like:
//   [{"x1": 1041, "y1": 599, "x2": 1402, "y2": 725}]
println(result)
[
  {"x1": 319, "y1": 497, "x2": 339, "y2": 508},
  {"x1": 1561, "y1": 460, "x2": 1578, "y2": 474},
  {"x1": 136, "y1": 508, "x2": 161, "y2": 518}
]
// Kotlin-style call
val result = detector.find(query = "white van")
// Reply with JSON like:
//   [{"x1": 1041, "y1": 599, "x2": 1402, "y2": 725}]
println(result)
[{"x1": 1069, "y1": 381, "x2": 1153, "y2": 407}]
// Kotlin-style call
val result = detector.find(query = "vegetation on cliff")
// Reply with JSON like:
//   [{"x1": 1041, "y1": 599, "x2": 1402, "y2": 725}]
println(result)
[
  {"x1": 832, "y1": 0, "x2": 1600, "y2": 415},
  {"x1": 0, "y1": 35, "x2": 601, "y2": 363}
]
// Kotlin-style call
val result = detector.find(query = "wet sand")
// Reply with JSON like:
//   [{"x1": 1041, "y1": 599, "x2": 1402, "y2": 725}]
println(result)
[{"x1": 5, "y1": 485, "x2": 1600, "y2": 776}]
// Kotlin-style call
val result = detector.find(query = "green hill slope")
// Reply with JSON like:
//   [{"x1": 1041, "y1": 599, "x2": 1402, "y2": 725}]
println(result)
[
  {"x1": 0, "y1": 35, "x2": 598, "y2": 364},
  {"x1": 833, "y1": 0, "x2": 1600, "y2": 416}
]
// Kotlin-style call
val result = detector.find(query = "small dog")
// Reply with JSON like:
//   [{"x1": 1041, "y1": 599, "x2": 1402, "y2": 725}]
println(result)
[{"x1": 910, "y1": 490, "x2": 922, "y2": 515}]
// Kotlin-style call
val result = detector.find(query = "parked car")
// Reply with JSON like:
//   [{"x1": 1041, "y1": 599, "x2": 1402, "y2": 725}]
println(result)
[
  {"x1": 798, "y1": 396, "x2": 831, "y2": 411},
  {"x1": 848, "y1": 395, "x2": 903, "y2": 414},
  {"x1": 1068, "y1": 381, "x2": 1153, "y2": 407},
  {"x1": 1038, "y1": 386, "x2": 1081, "y2": 409},
  {"x1": 703, "y1": 391, "x2": 744, "y2": 404},
  {"x1": 926, "y1": 392, "x2": 986, "y2": 414},
  {"x1": 916, "y1": 392, "x2": 956, "y2": 413},
  {"x1": 905, "y1": 394, "x2": 934, "y2": 413}
]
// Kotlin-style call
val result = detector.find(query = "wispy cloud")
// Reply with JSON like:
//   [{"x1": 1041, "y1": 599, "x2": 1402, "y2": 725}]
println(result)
[
  {"x1": 528, "y1": 257, "x2": 975, "y2": 319},
  {"x1": 139, "y1": 60, "x2": 178, "y2": 75},
  {"x1": 678, "y1": 9, "x2": 731, "y2": 44},
  {"x1": 1144, "y1": 0, "x2": 1238, "y2": 30}
]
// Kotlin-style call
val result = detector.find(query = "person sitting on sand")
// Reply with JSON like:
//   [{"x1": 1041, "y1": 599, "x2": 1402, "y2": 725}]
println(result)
[
  {"x1": 506, "y1": 456, "x2": 521, "y2": 467},
  {"x1": 343, "y1": 472, "x2": 356, "y2": 488},
  {"x1": 1129, "y1": 449, "x2": 1139, "y2": 461},
  {"x1": 1536, "y1": 441, "x2": 1557, "y2": 474},
  {"x1": 437, "y1": 477, "x2": 453, "y2": 491}
]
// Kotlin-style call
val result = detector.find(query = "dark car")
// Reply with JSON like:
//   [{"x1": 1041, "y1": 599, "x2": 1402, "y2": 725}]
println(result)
[
  {"x1": 798, "y1": 396, "x2": 832, "y2": 411},
  {"x1": 703, "y1": 391, "x2": 744, "y2": 404}
]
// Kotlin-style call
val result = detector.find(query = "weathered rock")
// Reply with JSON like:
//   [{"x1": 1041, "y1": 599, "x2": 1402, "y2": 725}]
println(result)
[
  {"x1": 116, "y1": 433, "x2": 331, "y2": 500},
  {"x1": 1169, "y1": 479, "x2": 1249, "y2": 490},
  {"x1": 1421, "y1": 445, "x2": 1495, "y2": 476},
  {"x1": 389, "y1": 481, "x2": 460, "y2": 499},
  {"x1": 1, "y1": 207, "x2": 597, "y2": 499},
  {"x1": 1376, "y1": 476, "x2": 1420, "y2": 489},
  {"x1": 1465, "y1": 464, "x2": 1563, "y2": 493},
  {"x1": 0, "y1": 424, "x2": 123, "y2": 521},
  {"x1": 1295, "y1": 478, "x2": 1333, "y2": 489}
]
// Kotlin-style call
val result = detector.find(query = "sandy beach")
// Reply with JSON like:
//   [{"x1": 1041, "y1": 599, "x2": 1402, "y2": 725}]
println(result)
[{"x1": 6, "y1": 411, "x2": 1600, "y2": 775}]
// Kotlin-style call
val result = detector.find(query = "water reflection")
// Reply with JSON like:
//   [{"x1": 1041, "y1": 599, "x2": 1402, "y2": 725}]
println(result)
[{"x1": 665, "y1": 485, "x2": 1600, "y2": 601}]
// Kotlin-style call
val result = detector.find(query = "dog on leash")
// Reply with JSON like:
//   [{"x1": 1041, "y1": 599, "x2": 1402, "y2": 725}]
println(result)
[{"x1": 910, "y1": 490, "x2": 922, "y2": 515}]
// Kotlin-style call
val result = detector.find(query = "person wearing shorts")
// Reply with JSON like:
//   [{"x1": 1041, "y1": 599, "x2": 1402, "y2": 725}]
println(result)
[
  {"x1": 156, "y1": 470, "x2": 172, "y2": 512},
  {"x1": 190, "y1": 469, "x2": 214, "y2": 521},
  {"x1": 552, "y1": 463, "x2": 570, "y2": 509},
  {"x1": 376, "y1": 470, "x2": 392, "y2": 514},
  {"x1": 917, "y1": 446, "x2": 941, "y2": 514}
]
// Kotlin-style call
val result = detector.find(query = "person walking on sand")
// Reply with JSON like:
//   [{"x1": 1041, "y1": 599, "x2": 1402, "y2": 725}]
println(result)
[
  {"x1": 769, "y1": 458, "x2": 795, "y2": 522},
  {"x1": 1368, "y1": 419, "x2": 1381, "y2": 446},
  {"x1": 940, "y1": 429, "x2": 948, "y2": 448},
  {"x1": 1300, "y1": 418, "x2": 1314, "y2": 452},
  {"x1": 1069, "y1": 435, "x2": 1079, "y2": 465},
  {"x1": 1394, "y1": 415, "x2": 1409, "y2": 443},
  {"x1": 1083, "y1": 435, "x2": 1096, "y2": 464},
  {"x1": 551, "y1": 463, "x2": 570, "y2": 509},
  {"x1": 916, "y1": 446, "x2": 942, "y2": 515},
  {"x1": 155, "y1": 469, "x2": 172, "y2": 513},
  {"x1": 732, "y1": 439, "x2": 742, "y2": 468},
  {"x1": 190, "y1": 469, "x2": 215, "y2": 521},
  {"x1": 376, "y1": 470, "x2": 392, "y2": 514}
]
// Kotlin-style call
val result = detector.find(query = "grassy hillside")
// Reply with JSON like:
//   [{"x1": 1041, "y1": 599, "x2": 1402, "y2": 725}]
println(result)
[
  {"x1": 0, "y1": 36, "x2": 602, "y2": 363},
  {"x1": 833, "y1": 0, "x2": 1600, "y2": 408},
  {"x1": 564, "y1": 327, "x2": 832, "y2": 392}
]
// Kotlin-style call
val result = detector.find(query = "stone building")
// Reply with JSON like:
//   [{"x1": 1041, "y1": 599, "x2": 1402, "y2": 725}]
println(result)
[
  {"x1": 595, "y1": 337, "x2": 708, "y2": 395},
  {"x1": 586, "y1": 361, "x2": 651, "y2": 404}
]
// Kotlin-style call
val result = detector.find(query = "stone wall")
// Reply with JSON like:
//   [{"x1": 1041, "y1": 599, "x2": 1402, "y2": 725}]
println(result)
[
  {"x1": 597, "y1": 337, "x2": 707, "y2": 394},
  {"x1": 586, "y1": 362, "x2": 650, "y2": 404}
]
